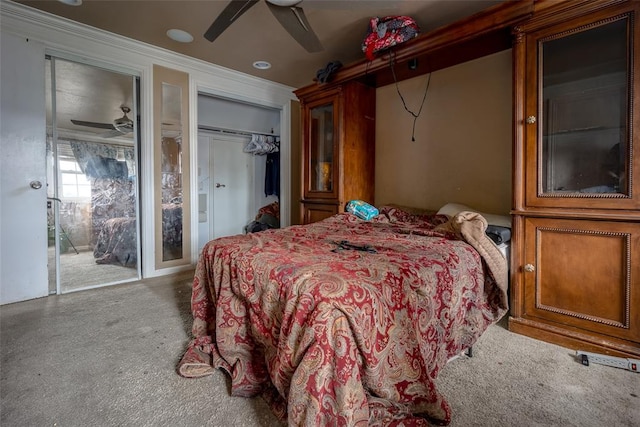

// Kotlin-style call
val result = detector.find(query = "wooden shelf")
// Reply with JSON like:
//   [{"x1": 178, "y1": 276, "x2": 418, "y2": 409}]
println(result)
[{"x1": 295, "y1": 0, "x2": 533, "y2": 97}]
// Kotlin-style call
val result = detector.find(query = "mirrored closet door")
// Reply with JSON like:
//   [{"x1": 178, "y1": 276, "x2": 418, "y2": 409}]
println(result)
[{"x1": 46, "y1": 57, "x2": 141, "y2": 293}]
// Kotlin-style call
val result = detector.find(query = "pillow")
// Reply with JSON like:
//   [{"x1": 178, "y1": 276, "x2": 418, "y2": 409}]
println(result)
[
  {"x1": 437, "y1": 203, "x2": 511, "y2": 228},
  {"x1": 378, "y1": 204, "x2": 448, "y2": 228},
  {"x1": 382, "y1": 203, "x2": 436, "y2": 216}
]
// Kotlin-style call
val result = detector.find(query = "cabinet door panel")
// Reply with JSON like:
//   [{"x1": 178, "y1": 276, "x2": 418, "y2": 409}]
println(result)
[
  {"x1": 302, "y1": 91, "x2": 340, "y2": 200},
  {"x1": 524, "y1": 5, "x2": 640, "y2": 210},
  {"x1": 302, "y1": 203, "x2": 338, "y2": 224},
  {"x1": 523, "y1": 217, "x2": 640, "y2": 342}
]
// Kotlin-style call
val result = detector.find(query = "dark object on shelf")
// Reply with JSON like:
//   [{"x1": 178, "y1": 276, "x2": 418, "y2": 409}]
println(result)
[{"x1": 316, "y1": 61, "x2": 342, "y2": 84}]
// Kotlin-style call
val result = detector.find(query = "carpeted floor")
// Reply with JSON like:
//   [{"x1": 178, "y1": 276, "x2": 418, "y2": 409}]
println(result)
[
  {"x1": 49, "y1": 248, "x2": 138, "y2": 293},
  {"x1": 1, "y1": 272, "x2": 638, "y2": 426}
]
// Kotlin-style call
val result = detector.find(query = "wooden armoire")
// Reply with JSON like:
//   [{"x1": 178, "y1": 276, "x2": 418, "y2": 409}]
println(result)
[
  {"x1": 509, "y1": 0, "x2": 640, "y2": 358},
  {"x1": 293, "y1": 0, "x2": 639, "y2": 356}
]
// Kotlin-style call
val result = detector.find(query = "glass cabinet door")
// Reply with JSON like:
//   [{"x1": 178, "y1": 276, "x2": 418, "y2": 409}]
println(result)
[
  {"x1": 526, "y1": 8, "x2": 637, "y2": 209},
  {"x1": 305, "y1": 98, "x2": 338, "y2": 198}
]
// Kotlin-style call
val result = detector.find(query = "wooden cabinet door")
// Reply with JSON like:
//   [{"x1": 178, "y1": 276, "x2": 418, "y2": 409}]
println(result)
[
  {"x1": 522, "y1": 217, "x2": 640, "y2": 344},
  {"x1": 302, "y1": 89, "x2": 341, "y2": 201},
  {"x1": 302, "y1": 202, "x2": 338, "y2": 224},
  {"x1": 523, "y1": 2, "x2": 640, "y2": 211}
]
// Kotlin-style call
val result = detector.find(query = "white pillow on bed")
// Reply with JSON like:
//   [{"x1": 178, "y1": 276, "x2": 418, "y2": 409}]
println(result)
[{"x1": 437, "y1": 203, "x2": 512, "y2": 228}]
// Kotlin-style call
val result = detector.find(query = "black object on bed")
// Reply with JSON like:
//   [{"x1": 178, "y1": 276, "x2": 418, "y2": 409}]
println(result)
[{"x1": 485, "y1": 225, "x2": 511, "y2": 244}]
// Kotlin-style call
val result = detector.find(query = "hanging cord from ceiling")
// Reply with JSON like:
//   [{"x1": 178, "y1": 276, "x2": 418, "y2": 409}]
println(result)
[{"x1": 388, "y1": 52, "x2": 431, "y2": 142}]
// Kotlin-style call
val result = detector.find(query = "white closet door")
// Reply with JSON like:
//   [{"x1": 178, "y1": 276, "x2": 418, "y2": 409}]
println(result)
[
  {"x1": 197, "y1": 132, "x2": 254, "y2": 252},
  {"x1": 0, "y1": 34, "x2": 48, "y2": 304}
]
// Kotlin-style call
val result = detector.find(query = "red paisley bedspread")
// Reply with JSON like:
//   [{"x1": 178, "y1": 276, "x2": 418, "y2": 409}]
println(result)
[{"x1": 178, "y1": 207, "x2": 508, "y2": 426}]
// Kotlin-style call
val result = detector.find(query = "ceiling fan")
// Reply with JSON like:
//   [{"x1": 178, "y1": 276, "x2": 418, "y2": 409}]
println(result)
[
  {"x1": 70, "y1": 106, "x2": 134, "y2": 138},
  {"x1": 204, "y1": 0, "x2": 323, "y2": 53}
]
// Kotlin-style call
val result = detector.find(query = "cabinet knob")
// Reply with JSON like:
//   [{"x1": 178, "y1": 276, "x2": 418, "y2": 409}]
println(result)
[
  {"x1": 525, "y1": 116, "x2": 537, "y2": 124},
  {"x1": 524, "y1": 263, "x2": 535, "y2": 272}
]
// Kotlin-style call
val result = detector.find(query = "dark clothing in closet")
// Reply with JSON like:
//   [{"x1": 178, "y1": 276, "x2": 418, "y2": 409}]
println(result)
[{"x1": 265, "y1": 152, "x2": 280, "y2": 197}]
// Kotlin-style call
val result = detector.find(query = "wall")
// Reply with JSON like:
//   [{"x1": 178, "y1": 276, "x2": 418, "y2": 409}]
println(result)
[{"x1": 375, "y1": 50, "x2": 513, "y2": 216}]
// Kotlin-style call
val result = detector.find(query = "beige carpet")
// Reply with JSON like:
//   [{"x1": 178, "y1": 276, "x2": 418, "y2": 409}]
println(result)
[
  {"x1": 48, "y1": 247, "x2": 138, "y2": 293},
  {"x1": 1, "y1": 273, "x2": 638, "y2": 426}
]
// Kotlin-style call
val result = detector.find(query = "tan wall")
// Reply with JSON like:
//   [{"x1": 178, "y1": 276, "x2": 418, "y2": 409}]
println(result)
[{"x1": 375, "y1": 49, "x2": 512, "y2": 216}]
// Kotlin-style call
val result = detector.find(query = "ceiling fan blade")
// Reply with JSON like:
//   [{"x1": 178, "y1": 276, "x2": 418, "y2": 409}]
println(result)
[
  {"x1": 266, "y1": 3, "x2": 323, "y2": 53},
  {"x1": 204, "y1": 0, "x2": 260, "y2": 42},
  {"x1": 70, "y1": 119, "x2": 115, "y2": 130},
  {"x1": 115, "y1": 123, "x2": 134, "y2": 134}
]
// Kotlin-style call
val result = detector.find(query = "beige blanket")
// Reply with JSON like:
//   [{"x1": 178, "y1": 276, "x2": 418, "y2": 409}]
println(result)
[{"x1": 436, "y1": 211, "x2": 509, "y2": 304}]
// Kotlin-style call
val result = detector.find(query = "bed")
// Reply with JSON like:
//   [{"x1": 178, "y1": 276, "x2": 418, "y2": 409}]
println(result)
[
  {"x1": 93, "y1": 203, "x2": 183, "y2": 267},
  {"x1": 177, "y1": 205, "x2": 508, "y2": 426},
  {"x1": 93, "y1": 217, "x2": 137, "y2": 267}
]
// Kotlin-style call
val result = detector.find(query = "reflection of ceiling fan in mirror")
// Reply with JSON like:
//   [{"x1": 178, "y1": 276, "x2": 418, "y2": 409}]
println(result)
[
  {"x1": 204, "y1": 0, "x2": 322, "y2": 53},
  {"x1": 70, "y1": 106, "x2": 134, "y2": 138}
]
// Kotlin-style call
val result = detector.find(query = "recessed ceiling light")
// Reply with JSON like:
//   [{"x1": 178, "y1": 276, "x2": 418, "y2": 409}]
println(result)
[
  {"x1": 57, "y1": 0, "x2": 82, "y2": 5},
  {"x1": 166, "y1": 29, "x2": 194, "y2": 43},
  {"x1": 253, "y1": 61, "x2": 272, "y2": 70}
]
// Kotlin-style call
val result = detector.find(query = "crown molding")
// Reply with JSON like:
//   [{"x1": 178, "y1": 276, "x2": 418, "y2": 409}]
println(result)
[{"x1": 0, "y1": 0, "x2": 296, "y2": 105}]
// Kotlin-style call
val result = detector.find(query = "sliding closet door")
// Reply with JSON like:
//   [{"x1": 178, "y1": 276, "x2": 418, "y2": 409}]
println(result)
[{"x1": 46, "y1": 57, "x2": 141, "y2": 293}]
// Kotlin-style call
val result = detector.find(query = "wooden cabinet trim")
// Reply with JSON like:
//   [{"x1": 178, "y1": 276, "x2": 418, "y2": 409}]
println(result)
[
  {"x1": 519, "y1": 0, "x2": 629, "y2": 33},
  {"x1": 508, "y1": 316, "x2": 640, "y2": 358}
]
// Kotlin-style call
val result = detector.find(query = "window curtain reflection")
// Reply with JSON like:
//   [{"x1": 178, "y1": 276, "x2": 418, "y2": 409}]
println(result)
[
  {"x1": 67, "y1": 140, "x2": 137, "y2": 251},
  {"x1": 69, "y1": 140, "x2": 134, "y2": 178}
]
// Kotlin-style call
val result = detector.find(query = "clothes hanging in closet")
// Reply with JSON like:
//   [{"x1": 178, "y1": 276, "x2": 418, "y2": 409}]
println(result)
[{"x1": 264, "y1": 152, "x2": 280, "y2": 197}]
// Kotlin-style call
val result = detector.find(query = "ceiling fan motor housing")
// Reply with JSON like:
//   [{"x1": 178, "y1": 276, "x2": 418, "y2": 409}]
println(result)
[
  {"x1": 113, "y1": 106, "x2": 133, "y2": 133},
  {"x1": 266, "y1": 0, "x2": 302, "y2": 6}
]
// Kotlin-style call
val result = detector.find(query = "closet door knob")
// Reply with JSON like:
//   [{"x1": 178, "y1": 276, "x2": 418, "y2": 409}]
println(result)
[
  {"x1": 30, "y1": 180, "x2": 42, "y2": 189},
  {"x1": 524, "y1": 264, "x2": 535, "y2": 272},
  {"x1": 526, "y1": 116, "x2": 537, "y2": 124},
  {"x1": 215, "y1": 183, "x2": 226, "y2": 188}
]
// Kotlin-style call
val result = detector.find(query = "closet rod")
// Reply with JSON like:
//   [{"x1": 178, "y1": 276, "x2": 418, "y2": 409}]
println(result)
[{"x1": 198, "y1": 125, "x2": 279, "y2": 138}]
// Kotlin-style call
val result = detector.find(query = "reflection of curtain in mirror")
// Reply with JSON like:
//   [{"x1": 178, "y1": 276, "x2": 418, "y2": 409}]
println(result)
[
  {"x1": 68, "y1": 140, "x2": 136, "y2": 247},
  {"x1": 70, "y1": 141, "x2": 115, "y2": 173},
  {"x1": 161, "y1": 136, "x2": 182, "y2": 203},
  {"x1": 69, "y1": 140, "x2": 134, "y2": 176}
]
